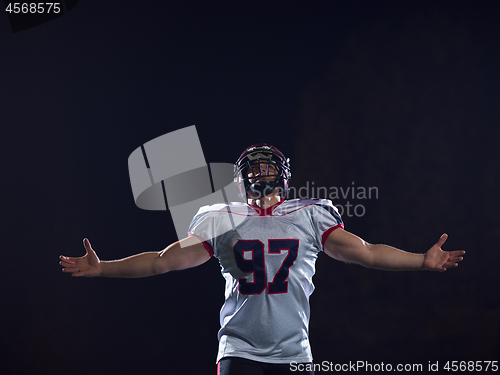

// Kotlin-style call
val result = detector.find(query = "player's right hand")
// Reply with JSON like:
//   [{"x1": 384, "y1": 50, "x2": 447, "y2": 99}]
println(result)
[{"x1": 60, "y1": 238, "x2": 101, "y2": 277}]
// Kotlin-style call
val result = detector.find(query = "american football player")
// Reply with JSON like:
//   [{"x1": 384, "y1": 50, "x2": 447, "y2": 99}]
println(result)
[{"x1": 60, "y1": 144, "x2": 465, "y2": 375}]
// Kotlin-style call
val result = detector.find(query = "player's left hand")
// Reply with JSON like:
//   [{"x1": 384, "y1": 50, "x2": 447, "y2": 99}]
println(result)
[{"x1": 423, "y1": 234, "x2": 465, "y2": 271}]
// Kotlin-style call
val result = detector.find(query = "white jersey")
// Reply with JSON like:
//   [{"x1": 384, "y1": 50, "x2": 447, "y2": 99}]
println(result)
[{"x1": 187, "y1": 198, "x2": 343, "y2": 364}]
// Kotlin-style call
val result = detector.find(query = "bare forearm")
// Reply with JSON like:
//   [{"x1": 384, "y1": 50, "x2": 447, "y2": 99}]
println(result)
[
  {"x1": 365, "y1": 244, "x2": 425, "y2": 271},
  {"x1": 100, "y1": 252, "x2": 161, "y2": 278},
  {"x1": 324, "y1": 229, "x2": 461, "y2": 272},
  {"x1": 60, "y1": 237, "x2": 210, "y2": 278}
]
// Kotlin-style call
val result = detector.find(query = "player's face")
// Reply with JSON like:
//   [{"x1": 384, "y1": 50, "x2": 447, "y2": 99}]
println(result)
[{"x1": 246, "y1": 162, "x2": 278, "y2": 183}]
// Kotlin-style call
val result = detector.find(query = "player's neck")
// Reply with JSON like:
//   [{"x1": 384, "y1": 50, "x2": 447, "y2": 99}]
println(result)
[{"x1": 247, "y1": 191, "x2": 283, "y2": 209}]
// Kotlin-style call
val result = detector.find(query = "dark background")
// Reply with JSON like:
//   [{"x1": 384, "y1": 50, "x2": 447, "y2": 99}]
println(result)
[{"x1": 1, "y1": 1, "x2": 498, "y2": 374}]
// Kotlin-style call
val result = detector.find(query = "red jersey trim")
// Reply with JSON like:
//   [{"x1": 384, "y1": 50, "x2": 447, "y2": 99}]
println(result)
[
  {"x1": 248, "y1": 199, "x2": 285, "y2": 216},
  {"x1": 188, "y1": 233, "x2": 214, "y2": 257},
  {"x1": 321, "y1": 224, "x2": 344, "y2": 248}
]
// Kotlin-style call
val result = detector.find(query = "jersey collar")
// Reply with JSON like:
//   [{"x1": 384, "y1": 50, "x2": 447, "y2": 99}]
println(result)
[{"x1": 248, "y1": 199, "x2": 285, "y2": 216}]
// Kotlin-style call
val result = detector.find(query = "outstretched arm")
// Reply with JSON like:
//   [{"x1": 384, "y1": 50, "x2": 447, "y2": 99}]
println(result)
[
  {"x1": 323, "y1": 229, "x2": 464, "y2": 271},
  {"x1": 60, "y1": 236, "x2": 211, "y2": 278}
]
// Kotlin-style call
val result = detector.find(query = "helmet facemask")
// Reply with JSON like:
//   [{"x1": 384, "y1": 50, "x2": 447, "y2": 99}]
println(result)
[{"x1": 234, "y1": 145, "x2": 291, "y2": 201}]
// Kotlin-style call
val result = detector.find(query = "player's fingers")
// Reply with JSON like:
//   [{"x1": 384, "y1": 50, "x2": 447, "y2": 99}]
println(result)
[
  {"x1": 59, "y1": 260, "x2": 77, "y2": 268},
  {"x1": 83, "y1": 238, "x2": 99, "y2": 261},
  {"x1": 435, "y1": 233, "x2": 448, "y2": 248},
  {"x1": 62, "y1": 266, "x2": 79, "y2": 273},
  {"x1": 59, "y1": 255, "x2": 76, "y2": 263},
  {"x1": 83, "y1": 238, "x2": 95, "y2": 252},
  {"x1": 437, "y1": 233, "x2": 448, "y2": 246},
  {"x1": 448, "y1": 250, "x2": 465, "y2": 257}
]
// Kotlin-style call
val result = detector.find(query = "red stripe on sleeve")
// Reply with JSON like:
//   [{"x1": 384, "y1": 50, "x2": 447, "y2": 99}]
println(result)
[{"x1": 321, "y1": 224, "x2": 344, "y2": 248}]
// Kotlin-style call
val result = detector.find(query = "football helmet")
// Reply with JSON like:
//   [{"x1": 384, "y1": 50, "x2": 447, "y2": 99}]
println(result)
[{"x1": 234, "y1": 144, "x2": 291, "y2": 199}]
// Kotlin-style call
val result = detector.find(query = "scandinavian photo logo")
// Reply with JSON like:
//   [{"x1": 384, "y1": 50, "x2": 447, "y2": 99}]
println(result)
[{"x1": 288, "y1": 181, "x2": 378, "y2": 217}]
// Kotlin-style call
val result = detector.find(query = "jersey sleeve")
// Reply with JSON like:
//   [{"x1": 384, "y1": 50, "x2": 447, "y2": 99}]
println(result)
[
  {"x1": 311, "y1": 199, "x2": 344, "y2": 250},
  {"x1": 187, "y1": 208, "x2": 216, "y2": 257}
]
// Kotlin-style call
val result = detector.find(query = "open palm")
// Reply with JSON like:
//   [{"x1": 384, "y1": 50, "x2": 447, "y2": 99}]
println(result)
[
  {"x1": 60, "y1": 238, "x2": 101, "y2": 277},
  {"x1": 423, "y1": 234, "x2": 465, "y2": 272}
]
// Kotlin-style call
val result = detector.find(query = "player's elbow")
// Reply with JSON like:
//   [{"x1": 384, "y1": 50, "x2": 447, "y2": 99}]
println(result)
[
  {"x1": 359, "y1": 243, "x2": 382, "y2": 269},
  {"x1": 354, "y1": 242, "x2": 377, "y2": 268}
]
